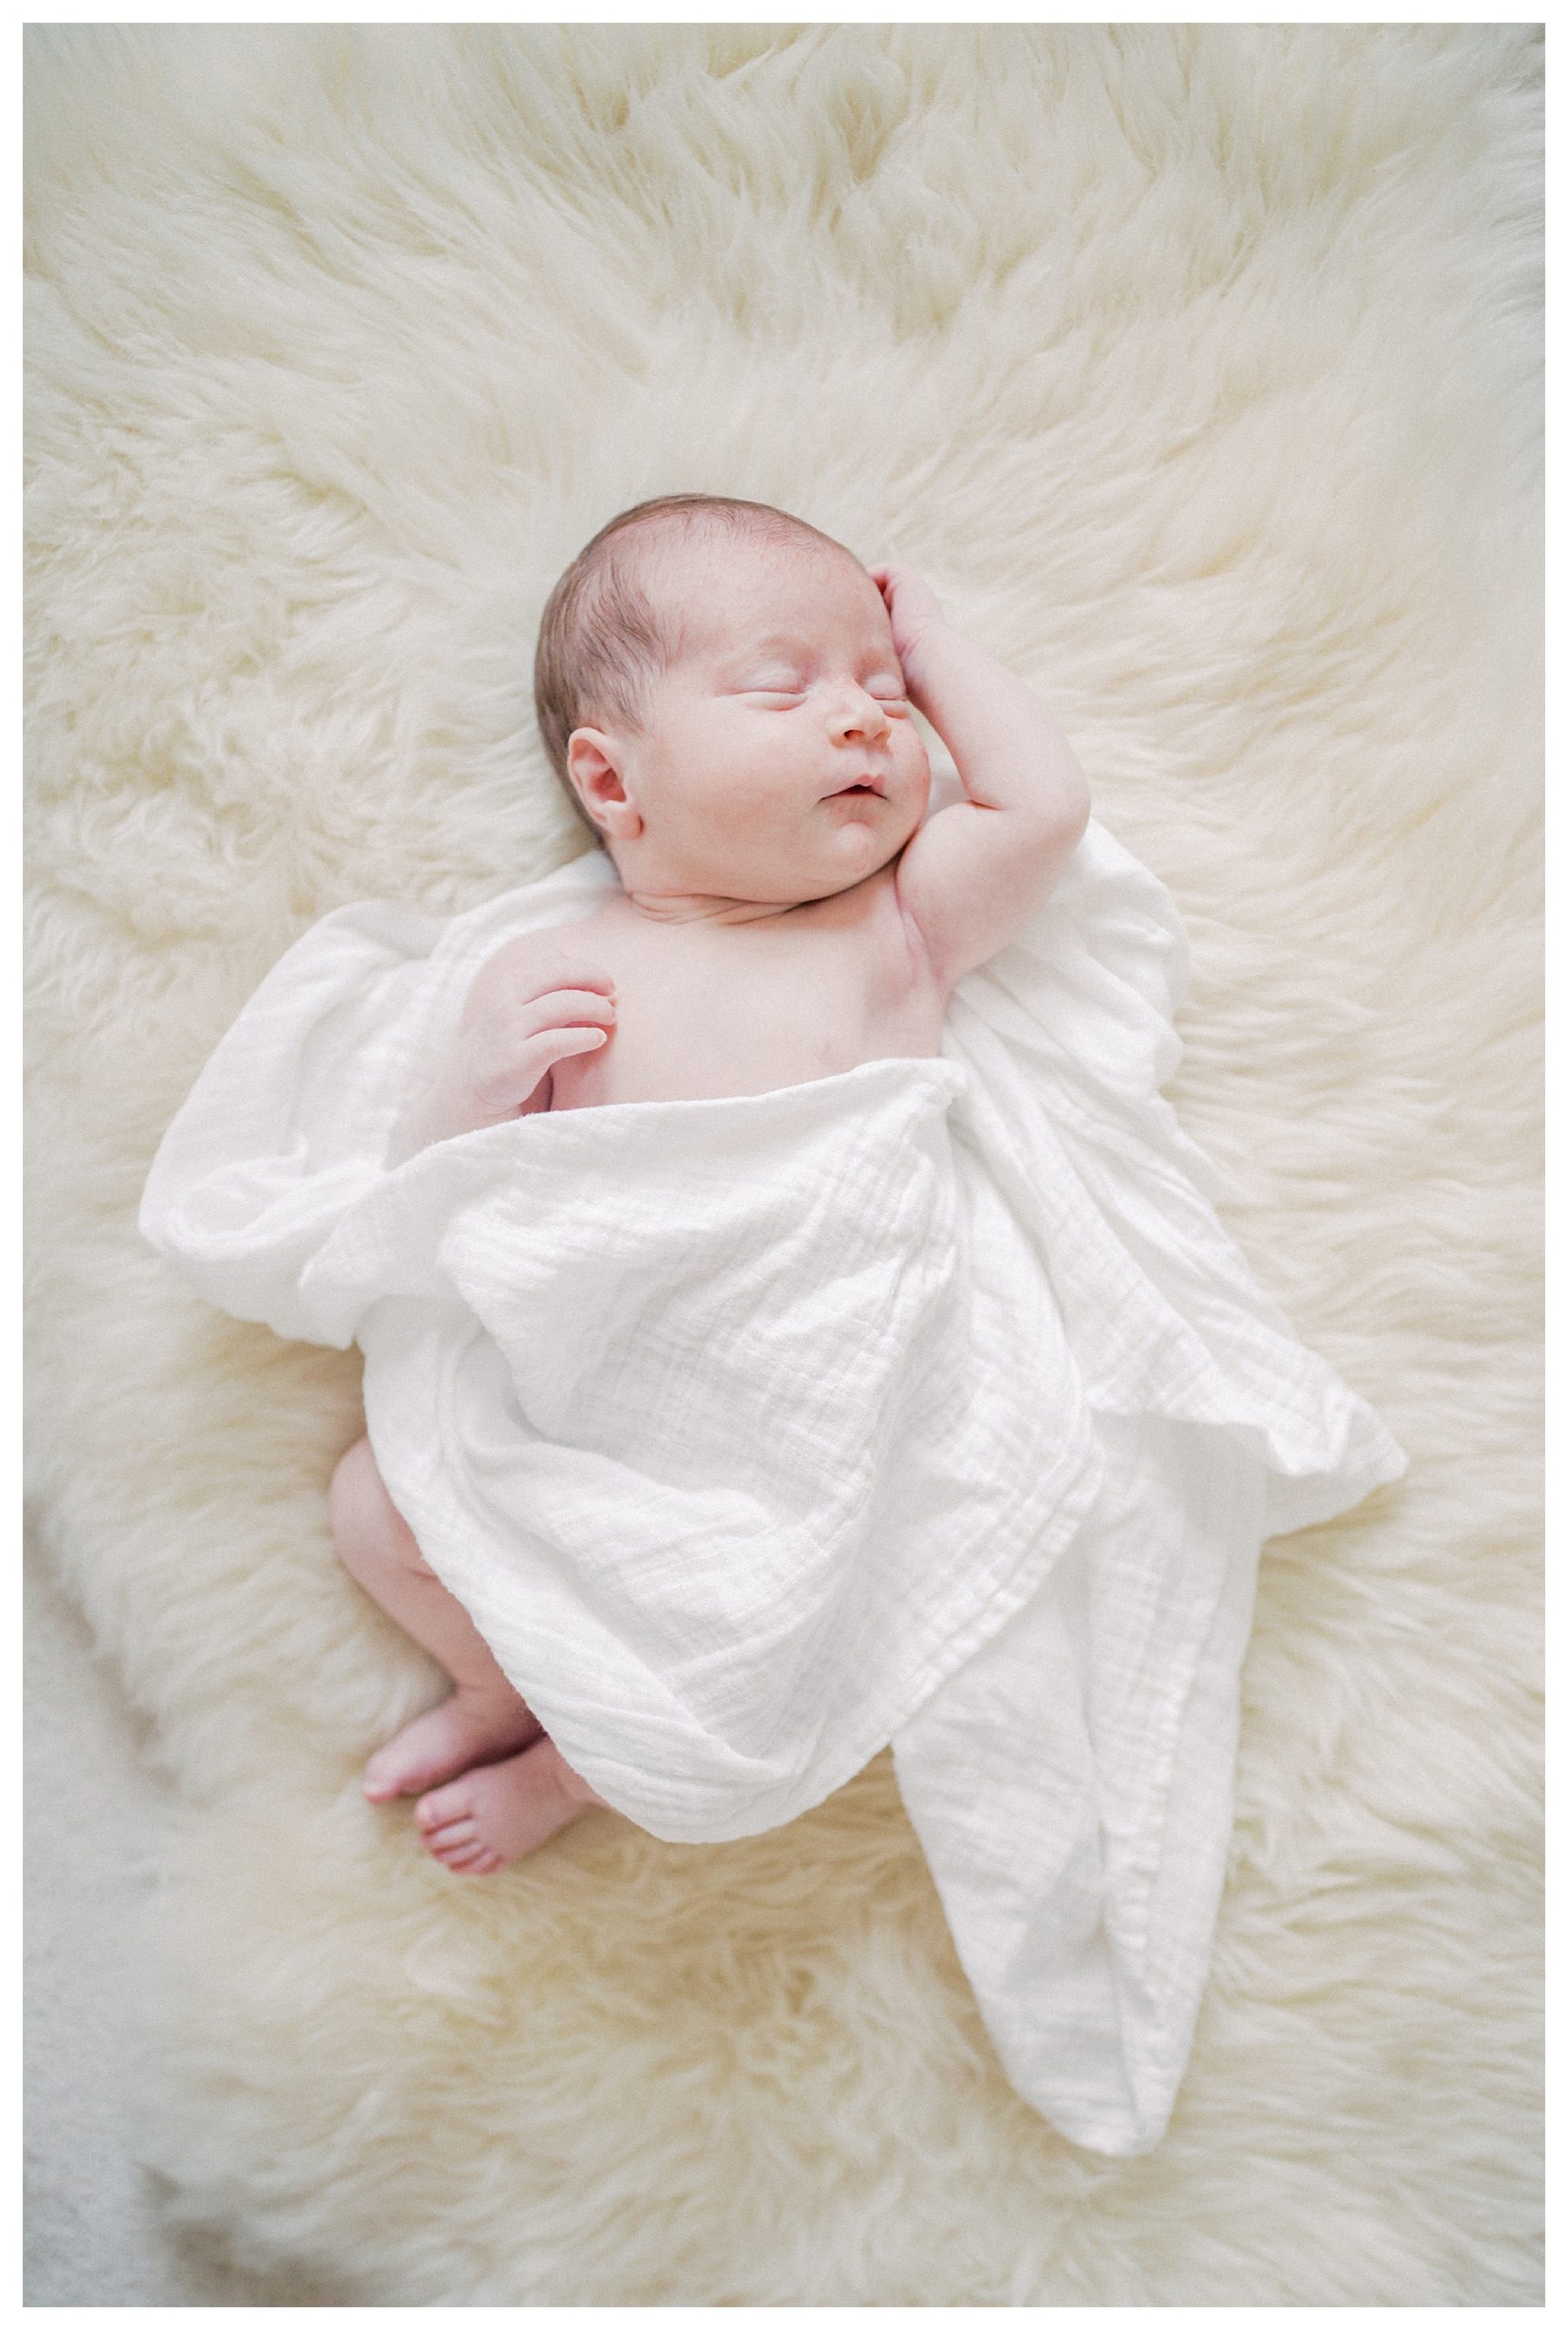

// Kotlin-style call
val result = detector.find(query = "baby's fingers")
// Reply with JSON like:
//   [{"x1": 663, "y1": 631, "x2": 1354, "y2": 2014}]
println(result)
[
  {"x1": 532, "y1": 1024, "x2": 610, "y2": 1066},
  {"x1": 467, "y1": 1012, "x2": 611, "y2": 1113},
  {"x1": 531, "y1": 986, "x2": 618, "y2": 1032},
  {"x1": 509, "y1": 956, "x2": 616, "y2": 1005},
  {"x1": 488, "y1": 988, "x2": 616, "y2": 1052}
]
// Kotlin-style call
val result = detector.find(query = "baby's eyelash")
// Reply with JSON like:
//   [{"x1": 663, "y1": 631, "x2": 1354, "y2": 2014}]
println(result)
[{"x1": 738, "y1": 682, "x2": 905, "y2": 704}]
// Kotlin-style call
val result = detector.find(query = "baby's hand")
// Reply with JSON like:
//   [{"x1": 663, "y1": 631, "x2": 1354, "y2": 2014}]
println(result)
[
  {"x1": 459, "y1": 953, "x2": 617, "y2": 1121},
  {"x1": 392, "y1": 949, "x2": 617, "y2": 1159},
  {"x1": 867, "y1": 562, "x2": 947, "y2": 683}
]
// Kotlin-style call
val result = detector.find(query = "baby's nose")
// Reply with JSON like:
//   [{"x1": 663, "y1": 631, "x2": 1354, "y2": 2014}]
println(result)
[{"x1": 828, "y1": 691, "x2": 890, "y2": 740}]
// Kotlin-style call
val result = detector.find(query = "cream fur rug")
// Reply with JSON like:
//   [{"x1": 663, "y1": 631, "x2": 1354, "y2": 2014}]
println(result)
[{"x1": 25, "y1": 23, "x2": 1542, "y2": 2305}]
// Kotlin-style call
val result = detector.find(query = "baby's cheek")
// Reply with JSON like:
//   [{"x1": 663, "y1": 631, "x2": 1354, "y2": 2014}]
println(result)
[{"x1": 744, "y1": 745, "x2": 812, "y2": 818}]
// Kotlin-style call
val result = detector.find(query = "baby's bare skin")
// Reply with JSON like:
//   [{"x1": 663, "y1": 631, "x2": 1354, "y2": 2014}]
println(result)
[
  {"x1": 339, "y1": 534, "x2": 1092, "y2": 1874},
  {"x1": 566, "y1": 866, "x2": 946, "y2": 1103},
  {"x1": 468, "y1": 860, "x2": 946, "y2": 1124}
]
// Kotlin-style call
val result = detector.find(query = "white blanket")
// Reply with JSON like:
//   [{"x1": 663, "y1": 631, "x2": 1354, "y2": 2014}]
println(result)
[{"x1": 139, "y1": 820, "x2": 1405, "y2": 2156}]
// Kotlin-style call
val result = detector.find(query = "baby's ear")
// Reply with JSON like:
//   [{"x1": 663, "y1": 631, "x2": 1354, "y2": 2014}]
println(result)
[{"x1": 566, "y1": 728, "x2": 637, "y2": 842}]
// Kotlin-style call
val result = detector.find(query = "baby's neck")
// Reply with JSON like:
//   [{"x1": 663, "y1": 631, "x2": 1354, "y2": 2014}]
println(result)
[{"x1": 617, "y1": 884, "x2": 802, "y2": 928}]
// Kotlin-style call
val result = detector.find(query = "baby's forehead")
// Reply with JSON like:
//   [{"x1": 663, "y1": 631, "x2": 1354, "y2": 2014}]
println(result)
[
  {"x1": 650, "y1": 532, "x2": 882, "y2": 660},
  {"x1": 648, "y1": 525, "x2": 829, "y2": 598}
]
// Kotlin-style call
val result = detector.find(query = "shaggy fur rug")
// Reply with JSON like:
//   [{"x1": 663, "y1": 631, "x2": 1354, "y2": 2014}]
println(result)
[{"x1": 25, "y1": 22, "x2": 1542, "y2": 2306}]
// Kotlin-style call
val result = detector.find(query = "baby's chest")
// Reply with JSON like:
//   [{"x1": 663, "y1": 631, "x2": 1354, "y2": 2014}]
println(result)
[{"x1": 551, "y1": 885, "x2": 941, "y2": 1109}]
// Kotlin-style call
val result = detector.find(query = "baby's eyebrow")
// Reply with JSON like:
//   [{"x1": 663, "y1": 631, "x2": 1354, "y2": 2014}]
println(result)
[{"x1": 730, "y1": 633, "x2": 811, "y2": 660}]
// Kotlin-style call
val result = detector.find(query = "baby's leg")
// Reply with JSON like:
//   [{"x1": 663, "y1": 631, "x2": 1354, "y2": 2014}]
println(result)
[{"x1": 329, "y1": 1435, "x2": 545, "y2": 1805}]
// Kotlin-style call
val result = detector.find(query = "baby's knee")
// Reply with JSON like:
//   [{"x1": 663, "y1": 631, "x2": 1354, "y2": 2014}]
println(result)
[{"x1": 329, "y1": 1437, "x2": 427, "y2": 1580}]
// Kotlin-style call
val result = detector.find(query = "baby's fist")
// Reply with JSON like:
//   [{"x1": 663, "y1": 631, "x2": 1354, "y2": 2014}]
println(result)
[
  {"x1": 867, "y1": 562, "x2": 946, "y2": 674},
  {"x1": 461, "y1": 952, "x2": 617, "y2": 1120}
]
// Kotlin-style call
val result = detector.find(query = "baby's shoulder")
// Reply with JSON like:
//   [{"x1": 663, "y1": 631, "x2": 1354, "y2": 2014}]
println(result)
[{"x1": 461, "y1": 907, "x2": 624, "y2": 1016}]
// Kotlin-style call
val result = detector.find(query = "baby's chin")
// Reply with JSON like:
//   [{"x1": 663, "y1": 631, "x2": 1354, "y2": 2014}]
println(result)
[
  {"x1": 619, "y1": 805, "x2": 916, "y2": 907},
  {"x1": 793, "y1": 821, "x2": 911, "y2": 900},
  {"x1": 827, "y1": 795, "x2": 919, "y2": 855}
]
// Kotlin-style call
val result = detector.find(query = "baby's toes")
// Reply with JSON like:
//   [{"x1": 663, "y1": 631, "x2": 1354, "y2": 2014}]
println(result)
[
  {"x1": 415, "y1": 1779, "x2": 472, "y2": 1834},
  {"x1": 446, "y1": 1844, "x2": 501, "y2": 1875},
  {"x1": 428, "y1": 1840, "x2": 477, "y2": 1872},
  {"x1": 428, "y1": 1839, "x2": 483, "y2": 1875},
  {"x1": 425, "y1": 1822, "x2": 479, "y2": 1862},
  {"x1": 424, "y1": 1819, "x2": 501, "y2": 1874},
  {"x1": 426, "y1": 1815, "x2": 478, "y2": 1852},
  {"x1": 449, "y1": 1847, "x2": 502, "y2": 1877}
]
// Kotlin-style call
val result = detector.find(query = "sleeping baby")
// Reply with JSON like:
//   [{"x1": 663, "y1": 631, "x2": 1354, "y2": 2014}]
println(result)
[
  {"x1": 329, "y1": 492, "x2": 1092, "y2": 1879},
  {"x1": 142, "y1": 491, "x2": 1405, "y2": 2156}
]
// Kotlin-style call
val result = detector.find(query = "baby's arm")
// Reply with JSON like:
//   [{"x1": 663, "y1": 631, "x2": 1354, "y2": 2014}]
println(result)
[
  {"x1": 873, "y1": 564, "x2": 1090, "y2": 993},
  {"x1": 390, "y1": 938, "x2": 616, "y2": 1162}
]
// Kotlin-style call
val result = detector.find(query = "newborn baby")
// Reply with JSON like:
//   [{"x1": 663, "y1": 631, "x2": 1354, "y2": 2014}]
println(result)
[
  {"x1": 143, "y1": 488, "x2": 1405, "y2": 2151},
  {"x1": 329, "y1": 493, "x2": 1091, "y2": 1878}
]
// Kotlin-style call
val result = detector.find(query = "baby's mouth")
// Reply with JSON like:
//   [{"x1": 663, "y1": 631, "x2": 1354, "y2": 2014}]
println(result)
[{"x1": 828, "y1": 775, "x2": 885, "y2": 799}]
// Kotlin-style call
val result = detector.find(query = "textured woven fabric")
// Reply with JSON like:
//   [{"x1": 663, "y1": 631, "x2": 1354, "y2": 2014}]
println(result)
[{"x1": 140, "y1": 816, "x2": 1404, "y2": 2153}]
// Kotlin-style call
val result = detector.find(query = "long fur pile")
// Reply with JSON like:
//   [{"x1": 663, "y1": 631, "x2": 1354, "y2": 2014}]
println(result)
[{"x1": 25, "y1": 23, "x2": 1541, "y2": 2304}]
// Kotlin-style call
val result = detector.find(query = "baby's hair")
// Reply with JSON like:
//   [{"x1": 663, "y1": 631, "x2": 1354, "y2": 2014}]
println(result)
[{"x1": 533, "y1": 493, "x2": 854, "y2": 840}]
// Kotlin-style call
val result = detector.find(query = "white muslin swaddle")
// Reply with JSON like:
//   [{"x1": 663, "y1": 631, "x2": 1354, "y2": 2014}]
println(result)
[{"x1": 140, "y1": 819, "x2": 1406, "y2": 2156}]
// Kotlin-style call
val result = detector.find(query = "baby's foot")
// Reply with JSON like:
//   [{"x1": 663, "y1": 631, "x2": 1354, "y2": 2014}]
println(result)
[
  {"x1": 414, "y1": 1737, "x2": 605, "y2": 1874},
  {"x1": 362, "y1": 1686, "x2": 542, "y2": 1804}
]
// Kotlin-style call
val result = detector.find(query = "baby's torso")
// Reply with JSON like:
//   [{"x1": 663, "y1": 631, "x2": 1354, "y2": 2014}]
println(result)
[{"x1": 539, "y1": 860, "x2": 947, "y2": 1111}]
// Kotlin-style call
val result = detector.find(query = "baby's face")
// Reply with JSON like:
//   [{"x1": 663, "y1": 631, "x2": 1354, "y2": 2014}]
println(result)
[{"x1": 578, "y1": 539, "x2": 931, "y2": 905}]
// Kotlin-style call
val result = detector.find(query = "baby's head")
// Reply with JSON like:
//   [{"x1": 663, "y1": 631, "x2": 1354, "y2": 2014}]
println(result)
[{"x1": 534, "y1": 495, "x2": 930, "y2": 907}]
